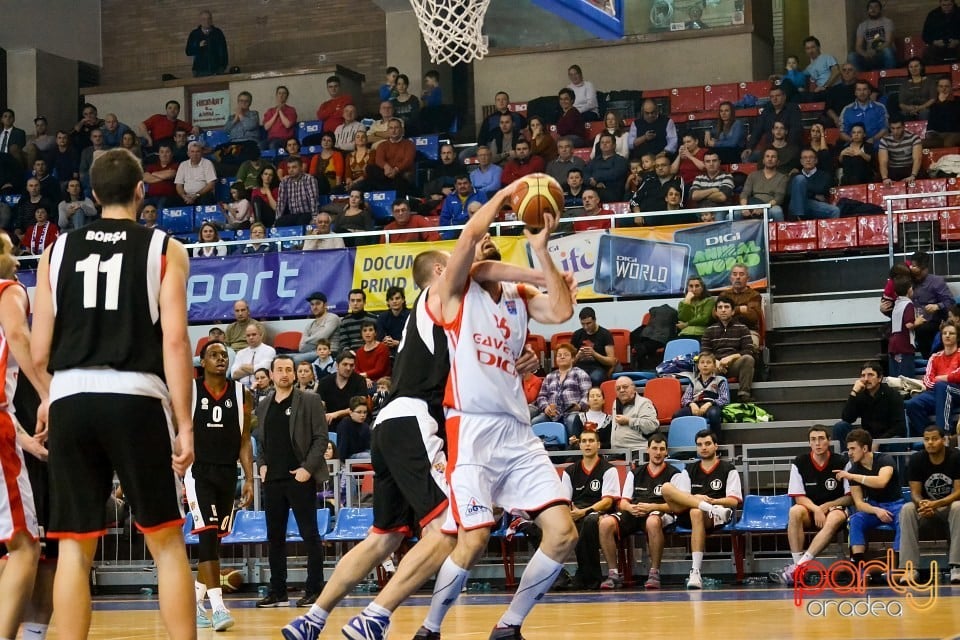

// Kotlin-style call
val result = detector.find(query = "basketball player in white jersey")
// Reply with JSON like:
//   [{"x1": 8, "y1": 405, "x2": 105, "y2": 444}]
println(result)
[
  {"x1": 31, "y1": 148, "x2": 196, "y2": 640},
  {"x1": 0, "y1": 233, "x2": 52, "y2": 640}
]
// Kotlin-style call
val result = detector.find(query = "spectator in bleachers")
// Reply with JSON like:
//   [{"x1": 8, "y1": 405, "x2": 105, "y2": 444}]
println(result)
[
  {"x1": 898, "y1": 424, "x2": 960, "y2": 584},
  {"x1": 276, "y1": 137, "x2": 303, "y2": 180},
  {"x1": 609, "y1": 376, "x2": 659, "y2": 448},
  {"x1": 292, "y1": 291, "x2": 341, "y2": 363},
  {"x1": 703, "y1": 102, "x2": 746, "y2": 165},
  {"x1": 332, "y1": 189, "x2": 374, "y2": 238},
  {"x1": 100, "y1": 113, "x2": 130, "y2": 149},
  {"x1": 557, "y1": 88, "x2": 586, "y2": 148},
  {"x1": 572, "y1": 306, "x2": 618, "y2": 386},
  {"x1": 365, "y1": 118, "x2": 415, "y2": 196},
  {"x1": 336, "y1": 396, "x2": 371, "y2": 461},
  {"x1": 14, "y1": 178, "x2": 56, "y2": 242},
  {"x1": 78, "y1": 129, "x2": 107, "y2": 193},
  {"x1": 673, "y1": 352, "x2": 729, "y2": 438},
  {"x1": 316, "y1": 75, "x2": 354, "y2": 134},
  {"x1": 661, "y1": 429, "x2": 741, "y2": 589},
  {"x1": 838, "y1": 123, "x2": 875, "y2": 185},
  {"x1": 850, "y1": 0, "x2": 896, "y2": 71},
  {"x1": 922, "y1": 0, "x2": 960, "y2": 64},
  {"x1": 878, "y1": 117, "x2": 923, "y2": 185},
  {"x1": 375, "y1": 286, "x2": 409, "y2": 355},
  {"x1": 625, "y1": 157, "x2": 647, "y2": 195},
  {"x1": 336, "y1": 288, "x2": 377, "y2": 353},
  {"x1": 803, "y1": 36, "x2": 841, "y2": 93},
  {"x1": 744, "y1": 87, "x2": 802, "y2": 161},
  {"x1": 193, "y1": 222, "x2": 227, "y2": 258},
  {"x1": 19, "y1": 205, "x2": 57, "y2": 255},
  {"x1": 344, "y1": 130, "x2": 372, "y2": 191},
  {"x1": 823, "y1": 63, "x2": 860, "y2": 129},
  {"x1": 317, "y1": 350, "x2": 368, "y2": 427},
  {"x1": 51, "y1": 130, "x2": 80, "y2": 191},
  {"x1": 789, "y1": 149, "x2": 840, "y2": 220},
  {"x1": 501, "y1": 139, "x2": 546, "y2": 186},
  {"x1": 808, "y1": 123, "x2": 835, "y2": 173},
  {"x1": 120, "y1": 130, "x2": 143, "y2": 162},
  {"x1": 139, "y1": 203, "x2": 161, "y2": 230},
  {"x1": 58, "y1": 178, "x2": 97, "y2": 230},
  {"x1": 566, "y1": 64, "x2": 599, "y2": 121},
  {"x1": 71, "y1": 103, "x2": 103, "y2": 151},
  {"x1": 569, "y1": 387, "x2": 612, "y2": 448},
  {"x1": 907, "y1": 323, "x2": 960, "y2": 434},
  {"x1": 185, "y1": 9, "x2": 228, "y2": 76},
  {"x1": 171, "y1": 130, "x2": 190, "y2": 162},
  {"x1": 629, "y1": 100, "x2": 678, "y2": 160},
  {"x1": 772, "y1": 55, "x2": 809, "y2": 100},
  {"x1": 526, "y1": 116, "x2": 558, "y2": 163},
  {"x1": 222, "y1": 182, "x2": 253, "y2": 230},
  {"x1": 701, "y1": 296, "x2": 755, "y2": 403},
  {"x1": 367, "y1": 101, "x2": 395, "y2": 149},
  {"x1": 839, "y1": 80, "x2": 889, "y2": 144},
  {"x1": 563, "y1": 167, "x2": 586, "y2": 210},
  {"x1": 224, "y1": 300, "x2": 264, "y2": 351},
  {"x1": 262, "y1": 86, "x2": 298, "y2": 152},
  {"x1": 892, "y1": 58, "x2": 938, "y2": 122},
  {"x1": 530, "y1": 343, "x2": 592, "y2": 438},
  {"x1": 490, "y1": 112, "x2": 519, "y2": 166},
  {"x1": 469, "y1": 145, "x2": 502, "y2": 198},
  {"x1": 586, "y1": 133, "x2": 628, "y2": 201},
  {"x1": 223, "y1": 91, "x2": 262, "y2": 161},
  {"x1": 32, "y1": 159, "x2": 61, "y2": 203},
  {"x1": 909, "y1": 251, "x2": 954, "y2": 358},
  {"x1": 379, "y1": 67, "x2": 399, "y2": 102},
  {"x1": 334, "y1": 105, "x2": 364, "y2": 152},
  {"x1": 295, "y1": 361, "x2": 320, "y2": 394},
  {"x1": 312, "y1": 339, "x2": 336, "y2": 381},
  {"x1": 356, "y1": 320, "x2": 391, "y2": 390},
  {"x1": 242, "y1": 221, "x2": 275, "y2": 254},
  {"x1": 834, "y1": 361, "x2": 906, "y2": 445},
  {"x1": 889, "y1": 275, "x2": 921, "y2": 378},
  {"x1": 251, "y1": 165, "x2": 279, "y2": 227},
  {"x1": 438, "y1": 176, "x2": 485, "y2": 240},
  {"x1": 631, "y1": 152, "x2": 684, "y2": 220},
  {"x1": 573, "y1": 188, "x2": 612, "y2": 232},
  {"x1": 589, "y1": 112, "x2": 628, "y2": 160},
  {"x1": 477, "y1": 91, "x2": 527, "y2": 155},
  {"x1": 235, "y1": 155, "x2": 272, "y2": 192},
  {"x1": 546, "y1": 137, "x2": 586, "y2": 185},
  {"x1": 24, "y1": 115, "x2": 54, "y2": 168},
  {"x1": 671, "y1": 133, "x2": 706, "y2": 188},
  {"x1": 275, "y1": 156, "x2": 319, "y2": 226},
  {"x1": 0, "y1": 110, "x2": 24, "y2": 177},
  {"x1": 422, "y1": 143, "x2": 465, "y2": 207},
  {"x1": 766, "y1": 122, "x2": 801, "y2": 175},
  {"x1": 740, "y1": 148, "x2": 788, "y2": 222},
  {"x1": 308, "y1": 132, "x2": 344, "y2": 194},
  {"x1": 769, "y1": 425, "x2": 850, "y2": 587},
  {"x1": 926, "y1": 77, "x2": 960, "y2": 148},
  {"x1": 390, "y1": 74, "x2": 421, "y2": 134},
  {"x1": 251, "y1": 367, "x2": 273, "y2": 408},
  {"x1": 421, "y1": 70, "x2": 442, "y2": 107},
  {"x1": 175, "y1": 141, "x2": 218, "y2": 206},
  {"x1": 689, "y1": 152, "x2": 735, "y2": 217},
  {"x1": 138, "y1": 101, "x2": 194, "y2": 152},
  {"x1": 677, "y1": 275, "x2": 716, "y2": 341},
  {"x1": 303, "y1": 211, "x2": 346, "y2": 250},
  {"x1": 231, "y1": 323, "x2": 277, "y2": 389}
]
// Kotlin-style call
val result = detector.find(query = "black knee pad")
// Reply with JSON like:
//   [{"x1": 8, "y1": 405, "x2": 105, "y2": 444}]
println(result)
[{"x1": 197, "y1": 529, "x2": 220, "y2": 563}]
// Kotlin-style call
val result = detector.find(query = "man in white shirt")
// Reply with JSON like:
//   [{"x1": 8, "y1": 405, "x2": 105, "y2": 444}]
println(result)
[
  {"x1": 174, "y1": 141, "x2": 218, "y2": 205},
  {"x1": 231, "y1": 324, "x2": 277, "y2": 388}
]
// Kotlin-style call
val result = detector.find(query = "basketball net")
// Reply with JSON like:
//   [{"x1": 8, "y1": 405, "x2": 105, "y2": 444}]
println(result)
[{"x1": 410, "y1": 0, "x2": 491, "y2": 65}]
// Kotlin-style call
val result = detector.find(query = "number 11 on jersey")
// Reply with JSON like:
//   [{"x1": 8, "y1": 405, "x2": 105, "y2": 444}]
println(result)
[{"x1": 76, "y1": 253, "x2": 123, "y2": 310}]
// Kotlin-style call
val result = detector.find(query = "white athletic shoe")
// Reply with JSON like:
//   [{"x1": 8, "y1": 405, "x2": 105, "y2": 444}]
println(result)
[
  {"x1": 711, "y1": 506, "x2": 733, "y2": 526},
  {"x1": 686, "y1": 568, "x2": 703, "y2": 590}
]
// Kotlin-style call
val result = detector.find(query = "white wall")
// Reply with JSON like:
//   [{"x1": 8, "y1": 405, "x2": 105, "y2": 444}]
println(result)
[{"x1": 0, "y1": 0, "x2": 101, "y2": 66}]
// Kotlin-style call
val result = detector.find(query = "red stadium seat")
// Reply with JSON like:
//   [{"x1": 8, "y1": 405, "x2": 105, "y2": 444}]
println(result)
[
  {"x1": 609, "y1": 329, "x2": 631, "y2": 368},
  {"x1": 670, "y1": 86, "x2": 704, "y2": 114},
  {"x1": 738, "y1": 81, "x2": 771, "y2": 102},
  {"x1": 867, "y1": 182, "x2": 907, "y2": 211},
  {"x1": 703, "y1": 83, "x2": 739, "y2": 111},
  {"x1": 857, "y1": 214, "x2": 898, "y2": 246},
  {"x1": 879, "y1": 68, "x2": 909, "y2": 80},
  {"x1": 643, "y1": 377, "x2": 682, "y2": 425},
  {"x1": 830, "y1": 184, "x2": 868, "y2": 205},
  {"x1": 572, "y1": 147, "x2": 592, "y2": 162},
  {"x1": 906, "y1": 178, "x2": 948, "y2": 214},
  {"x1": 194, "y1": 336, "x2": 210, "y2": 356},
  {"x1": 525, "y1": 333, "x2": 548, "y2": 368},
  {"x1": 775, "y1": 221, "x2": 817, "y2": 252},
  {"x1": 817, "y1": 219, "x2": 857, "y2": 250},
  {"x1": 584, "y1": 121, "x2": 605, "y2": 139},
  {"x1": 767, "y1": 222, "x2": 778, "y2": 253},
  {"x1": 550, "y1": 331, "x2": 574, "y2": 366},
  {"x1": 725, "y1": 162, "x2": 757, "y2": 175},
  {"x1": 953, "y1": 63, "x2": 960, "y2": 91},
  {"x1": 273, "y1": 331, "x2": 303, "y2": 352},
  {"x1": 904, "y1": 120, "x2": 927, "y2": 139},
  {"x1": 900, "y1": 36, "x2": 927, "y2": 64},
  {"x1": 508, "y1": 102, "x2": 528, "y2": 119},
  {"x1": 600, "y1": 379, "x2": 617, "y2": 415},
  {"x1": 857, "y1": 71, "x2": 880, "y2": 90},
  {"x1": 940, "y1": 210, "x2": 960, "y2": 241},
  {"x1": 921, "y1": 147, "x2": 960, "y2": 174}
]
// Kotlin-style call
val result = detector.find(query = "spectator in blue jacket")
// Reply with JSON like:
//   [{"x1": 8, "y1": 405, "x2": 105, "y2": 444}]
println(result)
[
  {"x1": 438, "y1": 175, "x2": 487, "y2": 239},
  {"x1": 839, "y1": 81, "x2": 889, "y2": 144}
]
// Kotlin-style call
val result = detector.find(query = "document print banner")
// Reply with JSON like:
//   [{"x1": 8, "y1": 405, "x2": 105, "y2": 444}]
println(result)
[{"x1": 186, "y1": 249, "x2": 355, "y2": 322}]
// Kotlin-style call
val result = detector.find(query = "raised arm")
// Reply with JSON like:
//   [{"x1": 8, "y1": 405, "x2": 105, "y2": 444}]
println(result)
[{"x1": 523, "y1": 213, "x2": 575, "y2": 325}]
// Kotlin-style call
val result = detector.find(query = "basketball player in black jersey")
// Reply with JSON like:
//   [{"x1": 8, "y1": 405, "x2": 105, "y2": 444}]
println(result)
[
  {"x1": 770, "y1": 425, "x2": 850, "y2": 586},
  {"x1": 189, "y1": 340, "x2": 253, "y2": 631},
  {"x1": 31, "y1": 148, "x2": 196, "y2": 640}
]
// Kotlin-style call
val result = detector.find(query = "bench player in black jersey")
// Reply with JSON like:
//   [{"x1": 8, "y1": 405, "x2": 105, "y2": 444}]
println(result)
[
  {"x1": 661, "y1": 428, "x2": 742, "y2": 589},
  {"x1": 770, "y1": 425, "x2": 850, "y2": 586},
  {"x1": 188, "y1": 340, "x2": 253, "y2": 631},
  {"x1": 31, "y1": 148, "x2": 196, "y2": 640}
]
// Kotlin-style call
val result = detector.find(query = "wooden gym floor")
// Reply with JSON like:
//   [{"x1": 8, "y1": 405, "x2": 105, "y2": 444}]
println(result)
[{"x1": 51, "y1": 586, "x2": 960, "y2": 639}]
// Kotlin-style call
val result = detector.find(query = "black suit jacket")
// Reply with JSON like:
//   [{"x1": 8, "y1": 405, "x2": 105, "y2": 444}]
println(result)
[
  {"x1": 254, "y1": 388, "x2": 329, "y2": 481},
  {"x1": 0, "y1": 127, "x2": 26, "y2": 152}
]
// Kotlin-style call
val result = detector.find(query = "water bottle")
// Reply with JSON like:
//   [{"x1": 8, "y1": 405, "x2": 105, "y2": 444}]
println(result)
[
  {"x1": 257, "y1": 585, "x2": 269, "y2": 598},
  {"x1": 139, "y1": 587, "x2": 153, "y2": 597}
]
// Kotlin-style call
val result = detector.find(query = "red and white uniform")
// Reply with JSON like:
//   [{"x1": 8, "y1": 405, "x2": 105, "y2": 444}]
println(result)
[
  {"x1": 442, "y1": 279, "x2": 567, "y2": 532},
  {"x1": 0, "y1": 279, "x2": 38, "y2": 542}
]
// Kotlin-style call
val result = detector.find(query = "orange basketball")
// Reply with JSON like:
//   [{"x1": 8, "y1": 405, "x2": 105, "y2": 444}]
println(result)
[
  {"x1": 509, "y1": 173, "x2": 565, "y2": 230},
  {"x1": 220, "y1": 568, "x2": 244, "y2": 593}
]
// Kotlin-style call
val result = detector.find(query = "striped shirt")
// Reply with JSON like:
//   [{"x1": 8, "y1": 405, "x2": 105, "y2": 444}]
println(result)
[
  {"x1": 700, "y1": 319, "x2": 753, "y2": 359},
  {"x1": 691, "y1": 171, "x2": 734, "y2": 197},
  {"x1": 879, "y1": 131, "x2": 921, "y2": 169}
]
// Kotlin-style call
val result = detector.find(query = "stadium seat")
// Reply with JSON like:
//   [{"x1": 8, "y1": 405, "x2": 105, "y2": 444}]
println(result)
[
  {"x1": 725, "y1": 162, "x2": 757, "y2": 175},
  {"x1": 549, "y1": 331, "x2": 574, "y2": 365},
  {"x1": 662, "y1": 338, "x2": 700, "y2": 363},
  {"x1": 738, "y1": 81, "x2": 771, "y2": 103},
  {"x1": 703, "y1": 83, "x2": 739, "y2": 111},
  {"x1": 297, "y1": 120, "x2": 324, "y2": 144},
  {"x1": 644, "y1": 377, "x2": 682, "y2": 425},
  {"x1": 490, "y1": 512, "x2": 524, "y2": 588},
  {"x1": 921, "y1": 146, "x2": 960, "y2": 174},
  {"x1": 194, "y1": 336, "x2": 210, "y2": 356},
  {"x1": 525, "y1": 333, "x2": 548, "y2": 368},
  {"x1": 666, "y1": 415, "x2": 707, "y2": 451},
  {"x1": 600, "y1": 379, "x2": 617, "y2": 415},
  {"x1": 194, "y1": 204, "x2": 226, "y2": 229},
  {"x1": 414, "y1": 134, "x2": 440, "y2": 162},
  {"x1": 325, "y1": 508, "x2": 374, "y2": 542},
  {"x1": 182, "y1": 512, "x2": 199, "y2": 545},
  {"x1": 160, "y1": 206, "x2": 194, "y2": 234},
  {"x1": 532, "y1": 422, "x2": 566, "y2": 449},
  {"x1": 867, "y1": 182, "x2": 907, "y2": 211},
  {"x1": 858, "y1": 214, "x2": 897, "y2": 246},
  {"x1": 572, "y1": 147, "x2": 592, "y2": 162},
  {"x1": 328, "y1": 431, "x2": 337, "y2": 447},
  {"x1": 272, "y1": 331, "x2": 302, "y2": 353},
  {"x1": 366, "y1": 191, "x2": 398, "y2": 222},
  {"x1": 670, "y1": 86, "x2": 704, "y2": 114},
  {"x1": 1, "y1": 194, "x2": 21, "y2": 208},
  {"x1": 285, "y1": 508, "x2": 332, "y2": 542},
  {"x1": 609, "y1": 328, "x2": 631, "y2": 368},
  {"x1": 507, "y1": 102, "x2": 528, "y2": 119},
  {"x1": 900, "y1": 35, "x2": 927, "y2": 64},
  {"x1": 830, "y1": 184, "x2": 868, "y2": 205},
  {"x1": 817, "y1": 218, "x2": 857, "y2": 250},
  {"x1": 904, "y1": 120, "x2": 928, "y2": 139},
  {"x1": 203, "y1": 129, "x2": 230, "y2": 149},
  {"x1": 907, "y1": 178, "x2": 949, "y2": 214},
  {"x1": 775, "y1": 221, "x2": 818, "y2": 252},
  {"x1": 222, "y1": 510, "x2": 268, "y2": 544},
  {"x1": 732, "y1": 494, "x2": 791, "y2": 533}
]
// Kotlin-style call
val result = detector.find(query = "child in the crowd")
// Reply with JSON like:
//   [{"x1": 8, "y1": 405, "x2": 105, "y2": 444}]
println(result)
[
  {"x1": 371, "y1": 376, "x2": 391, "y2": 419},
  {"x1": 672, "y1": 352, "x2": 730, "y2": 437},
  {"x1": 296, "y1": 361, "x2": 319, "y2": 393},
  {"x1": 625, "y1": 159, "x2": 644, "y2": 193},
  {"x1": 337, "y1": 396, "x2": 371, "y2": 462},
  {"x1": 772, "y1": 55, "x2": 809, "y2": 98},
  {"x1": 888, "y1": 275, "x2": 922, "y2": 377},
  {"x1": 421, "y1": 70, "x2": 442, "y2": 107},
  {"x1": 222, "y1": 182, "x2": 253, "y2": 230},
  {"x1": 312, "y1": 338, "x2": 336, "y2": 381}
]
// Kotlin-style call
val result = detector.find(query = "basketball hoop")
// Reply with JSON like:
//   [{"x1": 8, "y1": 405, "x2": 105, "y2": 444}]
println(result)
[{"x1": 410, "y1": 0, "x2": 491, "y2": 65}]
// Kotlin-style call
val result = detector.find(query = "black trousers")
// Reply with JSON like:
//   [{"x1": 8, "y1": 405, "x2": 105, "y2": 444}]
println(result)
[
  {"x1": 264, "y1": 477, "x2": 325, "y2": 595},
  {"x1": 525, "y1": 512, "x2": 603, "y2": 584}
]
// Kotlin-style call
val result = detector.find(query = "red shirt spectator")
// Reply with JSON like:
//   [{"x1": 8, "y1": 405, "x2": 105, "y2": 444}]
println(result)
[
  {"x1": 316, "y1": 76, "x2": 354, "y2": 133},
  {"x1": 500, "y1": 140, "x2": 546, "y2": 185},
  {"x1": 143, "y1": 146, "x2": 179, "y2": 198},
  {"x1": 382, "y1": 201, "x2": 440, "y2": 243},
  {"x1": 139, "y1": 100, "x2": 193, "y2": 147},
  {"x1": 573, "y1": 189, "x2": 613, "y2": 232}
]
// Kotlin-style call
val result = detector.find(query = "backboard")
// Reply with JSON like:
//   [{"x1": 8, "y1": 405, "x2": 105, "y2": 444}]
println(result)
[{"x1": 530, "y1": 0, "x2": 626, "y2": 40}]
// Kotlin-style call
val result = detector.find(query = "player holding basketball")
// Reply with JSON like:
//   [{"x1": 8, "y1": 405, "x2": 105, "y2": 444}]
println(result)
[
  {"x1": 0, "y1": 232, "x2": 51, "y2": 640},
  {"x1": 343, "y1": 176, "x2": 577, "y2": 640},
  {"x1": 31, "y1": 148, "x2": 196, "y2": 640},
  {"x1": 189, "y1": 340, "x2": 253, "y2": 631}
]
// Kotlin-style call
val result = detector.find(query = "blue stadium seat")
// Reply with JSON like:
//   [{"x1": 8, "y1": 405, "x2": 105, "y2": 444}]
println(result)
[
  {"x1": 732, "y1": 495, "x2": 791, "y2": 532},
  {"x1": 2, "y1": 194, "x2": 21, "y2": 208},
  {"x1": 182, "y1": 512, "x2": 199, "y2": 545},
  {"x1": 532, "y1": 421, "x2": 566, "y2": 448},
  {"x1": 194, "y1": 204, "x2": 226, "y2": 228},
  {"x1": 215, "y1": 178, "x2": 233, "y2": 203},
  {"x1": 667, "y1": 415, "x2": 708, "y2": 451},
  {"x1": 365, "y1": 191, "x2": 397, "y2": 223},
  {"x1": 285, "y1": 508, "x2": 332, "y2": 542},
  {"x1": 161, "y1": 206, "x2": 194, "y2": 234},
  {"x1": 204, "y1": 129, "x2": 230, "y2": 149},
  {"x1": 222, "y1": 510, "x2": 268, "y2": 544},
  {"x1": 328, "y1": 431, "x2": 338, "y2": 447},
  {"x1": 663, "y1": 338, "x2": 701, "y2": 363},
  {"x1": 490, "y1": 512, "x2": 525, "y2": 589},
  {"x1": 414, "y1": 134, "x2": 440, "y2": 161},
  {"x1": 176, "y1": 232, "x2": 199, "y2": 245},
  {"x1": 325, "y1": 508, "x2": 373, "y2": 542},
  {"x1": 298, "y1": 120, "x2": 324, "y2": 144},
  {"x1": 270, "y1": 225, "x2": 306, "y2": 250}
]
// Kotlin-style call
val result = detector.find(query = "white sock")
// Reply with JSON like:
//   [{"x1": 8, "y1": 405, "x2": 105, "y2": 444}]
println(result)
[
  {"x1": 195, "y1": 581, "x2": 207, "y2": 607},
  {"x1": 207, "y1": 587, "x2": 225, "y2": 612},
  {"x1": 423, "y1": 558, "x2": 471, "y2": 632},
  {"x1": 362, "y1": 602, "x2": 392, "y2": 619},
  {"x1": 697, "y1": 501, "x2": 714, "y2": 514},
  {"x1": 692, "y1": 552, "x2": 704, "y2": 571},
  {"x1": 498, "y1": 549, "x2": 563, "y2": 628},
  {"x1": 800, "y1": 551, "x2": 815, "y2": 565},
  {"x1": 306, "y1": 605, "x2": 330, "y2": 625},
  {"x1": 791, "y1": 552, "x2": 803, "y2": 564},
  {"x1": 21, "y1": 623, "x2": 48, "y2": 639}
]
